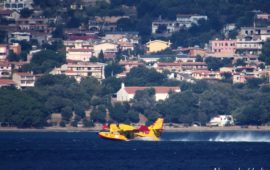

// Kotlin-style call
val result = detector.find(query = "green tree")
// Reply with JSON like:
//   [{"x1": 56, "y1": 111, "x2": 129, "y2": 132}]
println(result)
[
  {"x1": 259, "y1": 40, "x2": 270, "y2": 65},
  {"x1": 109, "y1": 103, "x2": 129, "y2": 123},
  {"x1": 20, "y1": 8, "x2": 33, "y2": 18},
  {"x1": 132, "y1": 88, "x2": 156, "y2": 114},
  {"x1": 246, "y1": 78, "x2": 264, "y2": 89},
  {"x1": 91, "y1": 107, "x2": 106, "y2": 123},
  {"x1": 105, "y1": 62, "x2": 124, "y2": 78},
  {"x1": 21, "y1": 50, "x2": 66, "y2": 74},
  {"x1": 156, "y1": 24, "x2": 167, "y2": 34},
  {"x1": 61, "y1": 106, "x2": 73, "y2": 121},
  {"x1": 117, "y1": 18, "x2": 137, "y2": 31},
  {"x1": 125, "y1": 66, "x2": 167, "y2": 86},
  {"x1": 74, "y1": 104, "x2": 85, "y2": 118},
  {"x1": 7, "y1": 51, "x2": 20, "y2": 61},
  {"x1": 98, "y1": 50, "x2": 105, "y2": 63},
  {"x1": 127, "y1": 110, "x2": 140, "y2": 123},
  {"x1": 234, "y1": 58, "x2": 246, "y2": 66},
  {"x1": 205, "y1": 57, "x2": 228, "y2": 71},
  {"x1": 52, "y1": 25, "x2": 64, "y2": 39}
]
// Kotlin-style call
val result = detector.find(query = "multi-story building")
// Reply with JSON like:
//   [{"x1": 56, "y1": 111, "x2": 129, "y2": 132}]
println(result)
[
  {"x1": 12, "y1": 72, "x2": 36, "y2": 88},
  {"x1": 16, "y1": 18, "x2": 51, "y2": 33},
  {"x1": 154, "y1": 62, "x2": 182, "y2": 73},
  {"x1": 191, "y1": 70, "x2": 222, "y2": 80},
  {"x1": 153, "y1": 62, "x2": 208, "y2": 73},
  {"x1": 236, "y1": 27, "x2": 270, "y2": 55},
  {"x1": 176, "y1": 14, "x2": 208, "y2": 28},
  {"x1": 152, "y1": 20, "x2": 180, "y2": 35},
  {"x1": 236, "y1": 37, "x2": 263, "y2": 55},
  {"x1": 152, "y1": 14, "x2": 208, "y2": 35},
  {"x1": 50, "y1": 62, "x2": 106, "y2": 82},
  {"x1": 0, "y1": 44, "x2": 8, "y2": 60},
  {"x1": 65, "y1": 40, "x2": 93, "y2": 62},
  {"x1": 232, "y1": 65, "x2": 261, "y2": 84},
  {"x1": 93, "y1": 42, "x2": 118, "y2": 58},
  {"x1": 210, "y1": 39, "x2": 237, "y2": 57},
  {"x1": 256, "y1": 13, "x2": 270, "y2": 20},
  {"x1": 3, "y1": 0, "x2": 33, "y2": 11},
  {"x1": 181, "y1": 62, "x2": 208, "y2": 71},
  {"x1": 0, "y1": 61, "x2": 12, "y2": 78}
]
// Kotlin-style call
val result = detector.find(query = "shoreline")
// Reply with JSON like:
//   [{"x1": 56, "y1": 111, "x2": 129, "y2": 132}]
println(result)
[{"x1": 1, "y1": 125, "x2": 270, "y2": 132}]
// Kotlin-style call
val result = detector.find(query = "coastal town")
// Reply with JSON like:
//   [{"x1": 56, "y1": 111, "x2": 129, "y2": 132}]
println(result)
[{"x1": 1, "y1": 0, "x2": 270, "y2": 129}]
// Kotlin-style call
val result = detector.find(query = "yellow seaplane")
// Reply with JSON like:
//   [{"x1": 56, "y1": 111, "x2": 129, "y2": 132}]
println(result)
[{"x1": 98, "y1": 118, "x2": 164, "y2": 141}]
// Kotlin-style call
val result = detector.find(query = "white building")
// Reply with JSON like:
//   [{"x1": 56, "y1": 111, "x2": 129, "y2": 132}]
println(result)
[
  {"x1": 116, "y1": 83, "x2": 181, "y2": 102},
  {"x1": 176, "y1": 14, "x2": 208, "y2": 28},
  {"x1": 0, "y1": 44, "x2": 8, "y2": 60},
  {"x1": 12, "y1": 72, "x2": 36, "y2": 88},
  {"x1": 65, "y1": 40, "x2": 93, "y2": 62},
  {"x1": 236, "y1": 37, "x2": 263, "y2": 54},
  {"x1": 50, "y1": 62, "x2": 106, "y2": 82},
  {"x1": 93, "y1": 42, "x2": 118, "y2": 57},
  {"x1": 3, "y1": 0, "x2": 33, "y2": 11},
  {"x1": 152, "y1": 14, "x2": 208, "y2": 35}
]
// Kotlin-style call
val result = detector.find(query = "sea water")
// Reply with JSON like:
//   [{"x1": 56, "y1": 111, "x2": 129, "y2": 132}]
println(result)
[{"x1": 0, "y1": 131, "x2": 269, "y2": 170}]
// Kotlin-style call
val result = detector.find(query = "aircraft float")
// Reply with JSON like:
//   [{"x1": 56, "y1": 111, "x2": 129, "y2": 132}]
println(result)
[{"x1": 98, "y1": 118, "x2": 164, "y2": 141}]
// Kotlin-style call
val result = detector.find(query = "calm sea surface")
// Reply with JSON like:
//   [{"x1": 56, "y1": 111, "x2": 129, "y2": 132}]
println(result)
[{"x1": 0, "y1": 131, "x2": 270, "y2": 170}]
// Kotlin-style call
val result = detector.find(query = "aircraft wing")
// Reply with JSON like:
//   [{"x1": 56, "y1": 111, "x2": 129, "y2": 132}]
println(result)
[
  {"x1": 118, "y1": 124, "x2": 136, "y2": 131},
  {"x1": 109, "y1": 124, "x2": 120, "y2": 132},
  {"x1": 109, "y1": 124, "x2": 136, "y2": 132}
]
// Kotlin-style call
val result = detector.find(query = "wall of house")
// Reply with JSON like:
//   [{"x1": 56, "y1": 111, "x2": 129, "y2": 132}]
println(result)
[
  {"x1": 93, "y1": 43, "x2": 118, "y2": 57},
  {"x1": 0, "y1": 45, "x2": 8, "y2": 60},
  {"x1": 66, "y1": 51, "x2": 92, "y2": 61},
  {"x1": 211, "y1": 40, "x2": 236, "y2": 57},
  {"x1": 116, "y1": 88, "x2": 133, "y2": 102},
  {"x1": 155, "y1": 93, "x2": 169, "y2": 101}
]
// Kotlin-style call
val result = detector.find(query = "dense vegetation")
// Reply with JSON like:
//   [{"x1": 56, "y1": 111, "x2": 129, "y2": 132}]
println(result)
[{"x1": 1, "y1": 65, "x2": 270, "y2": 127}]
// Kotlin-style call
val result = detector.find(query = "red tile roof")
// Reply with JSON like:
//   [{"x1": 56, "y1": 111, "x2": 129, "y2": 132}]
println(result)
[
  {"x1": 124, "y1": 86, "x2": 180, "y2": 94},
  {"x1": 0, "y1": 79, "x2": 15, "y2": 85}
]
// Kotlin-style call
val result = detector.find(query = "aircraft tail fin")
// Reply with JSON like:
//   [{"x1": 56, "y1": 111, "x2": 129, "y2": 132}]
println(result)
[{"x1": 148, "y1": 118, "x2": 164, "y2": 130}]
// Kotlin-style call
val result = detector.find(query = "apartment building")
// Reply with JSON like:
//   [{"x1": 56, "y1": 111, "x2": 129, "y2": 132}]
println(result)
[{"x1": 50, "y1": 62, "x2": 106, "y2": 82}]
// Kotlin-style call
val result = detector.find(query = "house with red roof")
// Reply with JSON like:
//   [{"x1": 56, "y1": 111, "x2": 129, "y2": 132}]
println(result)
[
  {"x1": 116, "y1": 83, "x2": 181, "y2": 102},
  {"x1": 191, "y1": 70, "x2": 222, "y2": 80},
  {"x1": 0, "y1": 79, "x2": 16, "y2": 88}
]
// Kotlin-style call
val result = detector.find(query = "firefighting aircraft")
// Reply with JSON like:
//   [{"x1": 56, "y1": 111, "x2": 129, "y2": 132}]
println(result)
[{"x1": 98, "y1": 118, "x2": 164, "y2": 141}]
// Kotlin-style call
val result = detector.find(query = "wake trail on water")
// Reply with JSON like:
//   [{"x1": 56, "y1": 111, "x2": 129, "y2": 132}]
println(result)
[{"x1": 162, "y1": 133, "x2": 270, "y2": 143}]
